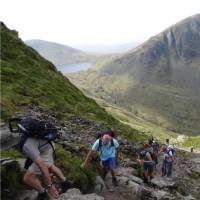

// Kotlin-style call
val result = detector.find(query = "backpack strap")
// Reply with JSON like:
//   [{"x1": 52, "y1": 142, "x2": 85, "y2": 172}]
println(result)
[
  {"x1": 24, "y1": 157, "x2": 33, "y2": 170},
  {"x1": 98, "y1": 138, "x2": 115, "y2": 151},
  {"x1": 111, "y1": 138, "x2": 114, "y2": 147},
  {"x1": 98, "y1": 139, "x2": 102, "y2": 152},
  {"x1": 48, "y1": 141, "x2": 56, "y2": 160}
]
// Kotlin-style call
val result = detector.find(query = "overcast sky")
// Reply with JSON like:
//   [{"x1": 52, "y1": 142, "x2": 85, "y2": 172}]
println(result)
[{"x1": 1, "y1": 0, "x2": 199, "y2": 46}]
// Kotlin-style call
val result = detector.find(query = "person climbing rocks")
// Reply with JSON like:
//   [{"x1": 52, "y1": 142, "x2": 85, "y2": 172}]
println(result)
[
  {"x1": 161, "y1": 145, "x2": 174, "y2": 179},
  {"x1": 81, "y1": 132, "x2": 120, "y2": 188},
  {"x1": 137, "y1": 141, "x2": 155, "y2": 183},
  {"x1": 12, "y1": 117, "x2": 74, "y2": 200}
]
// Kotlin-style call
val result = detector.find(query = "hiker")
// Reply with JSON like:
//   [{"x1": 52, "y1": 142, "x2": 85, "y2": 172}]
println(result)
[
  {"x1": 81, "y1": 131, "x2": 120, "y2": 187},
  {"x1": 151, "y1": 140, "x2": 160, "y2": 169},
  {"x1": 11, "y1": 117, "x2": 73, "y2": 200},
  {"x1": 161, "y1": 145, "x2": 174, "y2": 178},
  {"x1": 137, "y1": 141, "x2": 155, "y2": 183}
]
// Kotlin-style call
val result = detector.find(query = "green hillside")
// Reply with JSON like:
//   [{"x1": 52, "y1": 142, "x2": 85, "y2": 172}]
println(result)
[
  {"x1": 0, "y1": 22, "x2": 146, "y2": 142},
  {"x1": 68, "y1": 15, "x2": 200, "y2": 137}
]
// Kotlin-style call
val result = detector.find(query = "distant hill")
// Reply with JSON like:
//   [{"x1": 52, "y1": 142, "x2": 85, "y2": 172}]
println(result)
[
  {"x1": 25, "y1": 39, "x2": 100, "y2": 66},
  {"x1": 71, "y1": 42, "x2": 141, "y2": 54},
  {"x1": 68, "y1": 14, "x2": 200, "y2": 136}
]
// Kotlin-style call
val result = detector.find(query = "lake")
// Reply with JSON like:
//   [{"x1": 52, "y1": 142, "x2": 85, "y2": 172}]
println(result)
[{"x1": 56, "y1": 62, "x2": 91, "y2": 73}]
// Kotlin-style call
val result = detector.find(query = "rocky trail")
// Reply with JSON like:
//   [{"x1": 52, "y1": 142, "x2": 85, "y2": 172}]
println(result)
[
  {"x1": 96, "y1": 151, "x2": 200, "y2": 200},
  {"x1": 1, "y1": 107, "x2": 200, "y2": 200}
]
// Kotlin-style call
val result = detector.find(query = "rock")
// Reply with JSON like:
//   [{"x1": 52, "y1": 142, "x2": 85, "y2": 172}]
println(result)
[
  {"x1": 2, "y1": 159, "x2": 17, "y2": 166},
  {"x1": 117, "y1": 167, "x2": 136, "y2": 177},
  {"x1": 122, "y1": 158, "x2": 138, "y2": 168},
  {"x1": 185, "y1": 168, "x2": 192, "y2": 175},
  {"x1": 17, "y1": 158, "x2": 26, "y2": 170},
  {"x1": 191, "y1": 166, "x2": 200, "y2": 175},
  {"x1": 94, "y1": 176, "x2": 105, "y2": 193},
  {"x1": 117, "y1": 176, "x2": 129, "y2": 186},
  {"x1": 128, "y1": 175, "x2": 143, "y2": 184},
  {"x1": 151, "y1": 177, "x2": 176, "y2": 189},
  {"x1": 140, "y1": 186, "x2": 155, "y2": 200},
  {"x1": 175, "y1": 192, "x2": 196, "y2": 200},
  {"x1": 141, "y1": 186, "x2": 176, "y2": 200},
  {"x1": 127, "y1": 181, "x2": 142, "y2": 199},
  {"x1": 0, "y1": 122, "x2": 6, "y2": 127},
  {"x1": 0, "y1": 157, "x2": 11, "y2": 162},
  {"x1": 183, "y1": 195, "x2": 196, "y2": 200},
  {"x1": 94, "y1": 184, "x2": 103, "y2": 194},
  {"x1": 58, "y1": 188, "x2": 104, "y2": 200},
  {"x1": 17, "y1": 190, "x2": 38, "y2": 200},
  {"x1": 64, "y1": 188, "x2": 81, "y2": 196},
  {"x1": 153, "y1": 189, "x2": 176, "y2": 200}
]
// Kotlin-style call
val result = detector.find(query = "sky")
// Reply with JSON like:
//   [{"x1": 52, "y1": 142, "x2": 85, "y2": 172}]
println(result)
[{"x1": 0, "y1": 0, "x2": 200, "y2": 46}]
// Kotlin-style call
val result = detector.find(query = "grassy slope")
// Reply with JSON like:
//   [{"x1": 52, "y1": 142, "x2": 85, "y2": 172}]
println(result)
[
  {"x1": 1, "y1": 22, "x2": 146, "y2": 142},
  {"x1": 0, "y1": 22, "x2": 148, "y2": 197}
]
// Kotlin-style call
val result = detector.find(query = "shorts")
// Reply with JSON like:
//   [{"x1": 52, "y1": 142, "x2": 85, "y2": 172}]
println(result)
[
  {"x1": 28, "y1": 148, "x2": 54, "y2": 174},
  {"x1": 143, "y1": 161, "x2": 155, "y2": 173},
  {"x1": 101, "y1": 157, "x2": 116, "y2": 170}
]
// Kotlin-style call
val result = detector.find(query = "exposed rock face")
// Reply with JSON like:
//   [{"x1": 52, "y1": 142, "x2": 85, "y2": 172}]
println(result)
[{"x1": 99, "y1": 15, "x2": 200, "y2": 91}]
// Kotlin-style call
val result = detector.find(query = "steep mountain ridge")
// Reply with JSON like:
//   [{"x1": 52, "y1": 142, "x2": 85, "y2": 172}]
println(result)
[
  {"x1": 68, "y1": 14, "x2": 200, "y2": 135},
  {"x1": 97, "y1": 14, "x2": 200, "y2": 91}
]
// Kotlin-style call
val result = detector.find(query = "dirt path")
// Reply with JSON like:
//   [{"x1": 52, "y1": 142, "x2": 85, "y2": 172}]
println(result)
[{"x1": 100, "y1": 168, "x2": 127, "y2": 200}]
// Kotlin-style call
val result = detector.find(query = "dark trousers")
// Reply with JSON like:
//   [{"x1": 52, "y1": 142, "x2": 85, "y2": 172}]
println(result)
[
  {"x1": 162, "y1": 160, "x2": 167, "y2": 176},
  {"x1": 166, "y1": 161, "x2": 173, "y2": 177},
  {"x1": 162, "y1": 160, "x2": 173, "y2": 177}
]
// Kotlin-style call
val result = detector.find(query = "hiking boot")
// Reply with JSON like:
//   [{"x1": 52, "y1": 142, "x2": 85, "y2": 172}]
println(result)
[
  {"x1": 112, "y1": 177, "x2": 118, "y2": 187},
  {"x1": 37, "y1": 190, "x2": 48, "y2": 200},
  {"x1": 60, "y1": 180, "x2": 74, "y2": 193}
]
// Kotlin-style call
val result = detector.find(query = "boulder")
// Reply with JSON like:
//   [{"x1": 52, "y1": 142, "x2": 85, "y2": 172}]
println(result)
[
  {"x1": 58, "y1": 188, "x2": 104, "y2": 200},
  {"x1": 117, "y1": 167, "x2": 137, "y2": 177},
  {"x1": 151, "y1": 177, "x2": 176, "y2": 189},
  {"x1": 122, "y1": 158, "x2": 138, "y2": 168},
  {"x1": 117, "y1": 176, "x2": 129, "y2": 186},
  {"x1": 127, "y1": 181, "x2": 142, "y2": 199},
  {"x1": 141, "y1": 186, "x2": 176, "y2": 200},
  {"x1": 94, "y1": 176, "x2": 105, "y2": 193},
  {"x1": 128, "y1": 175, "x2": 143, "y2": 184}
]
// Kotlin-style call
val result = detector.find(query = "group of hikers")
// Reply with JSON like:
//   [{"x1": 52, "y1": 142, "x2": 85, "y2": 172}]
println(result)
[
  {"x1": 9, "y1": 117, "x2": 175, "y2": 200},
  {"x1": 137, "y1": 139, "x2": 175, "y2": 183}
]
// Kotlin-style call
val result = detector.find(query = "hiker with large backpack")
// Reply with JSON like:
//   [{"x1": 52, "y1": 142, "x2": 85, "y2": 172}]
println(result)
[
  {"x1": 9, "y1": 117, "x2": 73, "y2": 200},
  {"x1": 161, "y1": 145, "x2": 174, "y2": 178},
  {"x1": 137, "y1": 141, "x2": 155, "y2": 183},
  {"x1": 81, "y1": 129, "x2": 120, "y2": 188}
]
